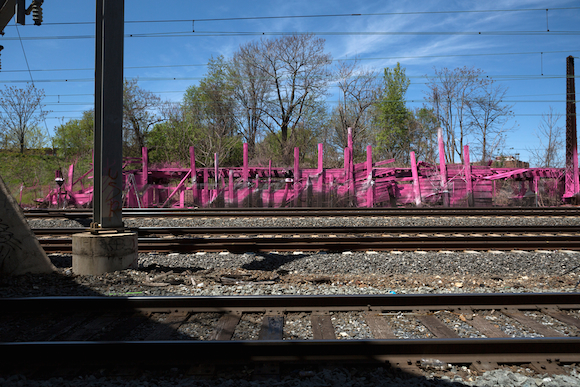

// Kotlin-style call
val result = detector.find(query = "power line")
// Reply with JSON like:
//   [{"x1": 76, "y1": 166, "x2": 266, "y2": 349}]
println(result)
[
  {"x1": 2, "y1": 49, "x2": 579, "y2": 74},
  {"x1": 14, "y1": 21, "x2": 52, "y2": 146},
  {"x1": 1, "y1": 74, "x2": 576, "y2": 84},
  {"x1": 4, "y1": 6, "x2": 579, "y2": 27},
  {"x1": 2, "y1": 30, "x2": 580, "y2": 41}
]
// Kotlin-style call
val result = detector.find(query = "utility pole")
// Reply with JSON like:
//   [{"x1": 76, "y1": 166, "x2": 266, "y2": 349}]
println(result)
[
  {"x1": 564, "y1": 55, "x2": 579, "y2": 200},
  {"x1": 72, "y1": 0, "x2": 138, "y2": 275},
  {"x1": 92, "y1": 0, "x2": 124, "y2": 229}
]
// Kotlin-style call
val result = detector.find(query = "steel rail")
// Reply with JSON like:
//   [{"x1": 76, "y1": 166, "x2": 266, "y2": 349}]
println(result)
[
  {"x1": 23, "y1": 206, "x2": 580, "y2": 219},
  {"x1": 2, "y1": 293, "x2": 579, "y2": 312},
  {"x1": 38, "y1": 233, "x2": 580, "y2": 253},
  {"x1": 2, "y1": 294, "x2": 580, "y2": 368},
  {"x1": 32, "y1": 225, "x2": 580, "y2": 236},
  {"x1": 3, "y1": 339, "x2": 580, "y2": 367}
]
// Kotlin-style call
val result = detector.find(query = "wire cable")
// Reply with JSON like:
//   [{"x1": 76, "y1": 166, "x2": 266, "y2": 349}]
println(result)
[
  {"x1": 14, "y1": 21, "x2": 52, "y2": 148},
  {"x1": 4, "y1": 6, "x2": 580, "y2": 27}
]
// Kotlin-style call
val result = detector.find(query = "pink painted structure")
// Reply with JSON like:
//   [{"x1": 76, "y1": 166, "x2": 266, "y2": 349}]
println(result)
[{"x1": 36, "y1": 127, "x2": 576, "y2": 208}]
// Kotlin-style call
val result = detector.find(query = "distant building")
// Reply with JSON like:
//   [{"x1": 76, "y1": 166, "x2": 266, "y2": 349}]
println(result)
[{"x1": 493, "y1": 155, "x2": 529, "y2": 169}]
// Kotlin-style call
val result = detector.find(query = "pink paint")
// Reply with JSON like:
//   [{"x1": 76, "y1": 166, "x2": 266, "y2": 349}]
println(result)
[
  {"x1": 410, "y1": 151, "x2": 422, "y2": 206},
  {"x1": 32, "y1": 135, "x2": 574, "y2": 209},
  {"x1": 463, "y1": 145, "x2": 474, "y2": 206},
  {"x1": 438, "y1": 128, "x2": 449, "y2": 207}
]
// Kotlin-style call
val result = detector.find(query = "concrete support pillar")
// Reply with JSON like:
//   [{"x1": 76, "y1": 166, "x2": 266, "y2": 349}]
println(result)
[
  {"x1": 72, "y1": 232, "x2": 138, "y2": 275},
  {"x1": 0, "y1": 175, "x2": 55, "y2": 276}
]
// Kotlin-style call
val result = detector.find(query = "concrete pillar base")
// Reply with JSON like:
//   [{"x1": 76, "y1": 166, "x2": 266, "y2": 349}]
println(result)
[{"x1": 72, "y1": 232, "x2": 138, "y2": 275}]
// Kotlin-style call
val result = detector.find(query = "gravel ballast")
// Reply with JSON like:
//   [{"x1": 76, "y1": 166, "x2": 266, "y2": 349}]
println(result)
[{"x1": 2, "y1": 215, "x2": 580, "y2": 386}]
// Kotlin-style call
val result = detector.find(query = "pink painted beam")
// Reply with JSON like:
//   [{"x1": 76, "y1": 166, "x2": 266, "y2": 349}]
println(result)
[
  {"x1": 294, "y1": 147, "x2": 300, "y2": 207},
  {"x1": 161, "y1": 170, "x2": 191, "y2": 208},
  {"x1": 410, "y1": 151, "x2": 422, "y2": 206},
  {"x1": 366, "y1": 145, "x2": 374, "y2": 208},
  {"x1": 437, "y1": 128, "x2": 449, "y2": 207},
  {"x1": 463, "y1": 145, "x2": 474, "y2": 207},
  {"x1": 189, "y1": 146, "x2": 197, "y2": 206}
]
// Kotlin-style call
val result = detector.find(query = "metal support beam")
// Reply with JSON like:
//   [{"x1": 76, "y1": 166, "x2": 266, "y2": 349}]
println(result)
[
  {"x1": 0, "y1": 0, "x2": 16, "y2": 35},
  {"x1": 93, "y1": 0, "x2": 124, "y2": 229},
  {"x1": 564, "y1": 55, "x2": 579, "y2": 199}
]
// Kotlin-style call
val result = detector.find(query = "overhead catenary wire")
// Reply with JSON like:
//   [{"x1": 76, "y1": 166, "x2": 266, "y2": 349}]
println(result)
[
  {"x1": 13, "y1": 21, "x2": 52, "y2": 146},
  {"x1": 1, "y1": 49, "x2": 579, "y2": 74},
  {"x1": 2, "y1": 30, "x2": 580, "y2": 41},
  {"x1": 3, "y1": 6, "x2": 579, "y2": 27}
]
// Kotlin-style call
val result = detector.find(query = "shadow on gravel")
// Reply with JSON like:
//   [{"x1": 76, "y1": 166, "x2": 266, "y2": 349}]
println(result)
[
  {"x1": 241, "y1": 252, "x2": 309, "y2": 271},
  {"x1": 0, "y1": 256, "x2": 484, "y2": 386}
]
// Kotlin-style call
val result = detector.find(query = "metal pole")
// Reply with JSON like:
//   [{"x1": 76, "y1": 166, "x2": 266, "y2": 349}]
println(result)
[
  {"x1": 93, "y1": 0, "x2": 124, "y2": 229},
  {"x1": 565, "y1": 55, "x2": 578, "y2": 199}
]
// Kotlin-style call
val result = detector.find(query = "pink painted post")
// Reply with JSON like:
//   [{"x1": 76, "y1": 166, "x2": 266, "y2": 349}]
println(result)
[
  {"x1": 437, "y1": 128, "x2": 449, "y2": 207},
  {"x1": 189, "y1": 146, "x2": 197, "y2": 206},
  {"x1": 346, "y1": 128, "x2": 354, "y2": 205},
  {"x1": 243, "y1": 143, "x2": 251, "y2": 207},
  {"x1": 317, "y1": 143, "x2": 324, "y2": 207},
  {"x1": 243, "y1": 143, "x2": 249, "y2": 182},
  {"x1": 294, "y1": 147, "x2": 301, "y2": 207},
  {"x1": 347, "y1": 127, "x2": 353, "y2": 151},
  {"x1": 344, "y1": 147, "x2": 354, "y2": 206},
  {"x1": 203, "y1": 169, "x2": 209, "y2": 207},
  {"x1": 366, "y1": 145, "x2": 374, "y2": 208},
  {"x1": 141, "y1": 147, "x2": 150, "y2": 207},
  {"x1": 67, "y1": 164, "x2": 75, "y2": 193},
  {"x1": 268, "y1": 160, "x2": 273, "y2": 207},
  {"x1": 349, "y1": 149, "x2": 355, "y2": 205},
  {"x1": 214, "y1": 153, "x2": 219, "y2": 203},
  {"x1": 463, "y1": 144, "x2": 474, "y2": 207},
  {"x1": 228, "y1": 169, "x2": 235, "y2": 208},
  {"x1": 179, "y1": 185, "x2": 185, "y2": 208},
  {"x1": 410, "y1": 151, "x2": 422, "y2": 207}
]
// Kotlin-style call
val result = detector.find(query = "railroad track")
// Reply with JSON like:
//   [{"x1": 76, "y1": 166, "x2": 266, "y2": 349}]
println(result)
[
  {"x1": 2, "y1": 293, "x2": 580, "y2": 374},
  {"x1": 23, "y1": 206, "x2": 580, "y2": 219},
  {"x1": 34, "y1": 225, "x2": 580, "y2": 253}
]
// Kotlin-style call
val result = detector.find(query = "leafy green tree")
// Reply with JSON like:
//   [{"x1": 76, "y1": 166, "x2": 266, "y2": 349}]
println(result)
[
  {"x1": 53, "y1": 110, "x2": 94, "y2": 157},
  {"x1": 374, "y1": 63, "x2": 412, "y2": 161}
]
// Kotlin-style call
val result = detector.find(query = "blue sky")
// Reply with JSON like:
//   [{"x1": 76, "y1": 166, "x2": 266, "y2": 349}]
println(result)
[{"x1": 1, "y1": 0, "x2": 579, "y2": 165}]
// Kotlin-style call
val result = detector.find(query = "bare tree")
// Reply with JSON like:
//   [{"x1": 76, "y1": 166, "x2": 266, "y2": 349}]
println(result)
[
  {"x1": 331, "y1": 58, "x2": 381, "y2": 161},
  {"x1": 123, "y1": 78, "x2": 163, "y2": 156},
  {"x1": 0, "y1": 84, "x2": 49, "y2": 153},
  {"x1": 467, "y1": 83, "x2": 514, "y2": 163},
  {"x1": 230, "y1": 45, "x2": 270, "y2": 160},
  {"x1": 426, "y1": 67, "x2": 487, "y2": 163},
  {"x1": 528, "y1": 107, "x2": 564, "y2": 168},
  {"x1": 238, "y1": 33, "x2": 332, "y2": 164},
  {"x1": 408, "y1": 107, "x2": 439, "y2": 164}
]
